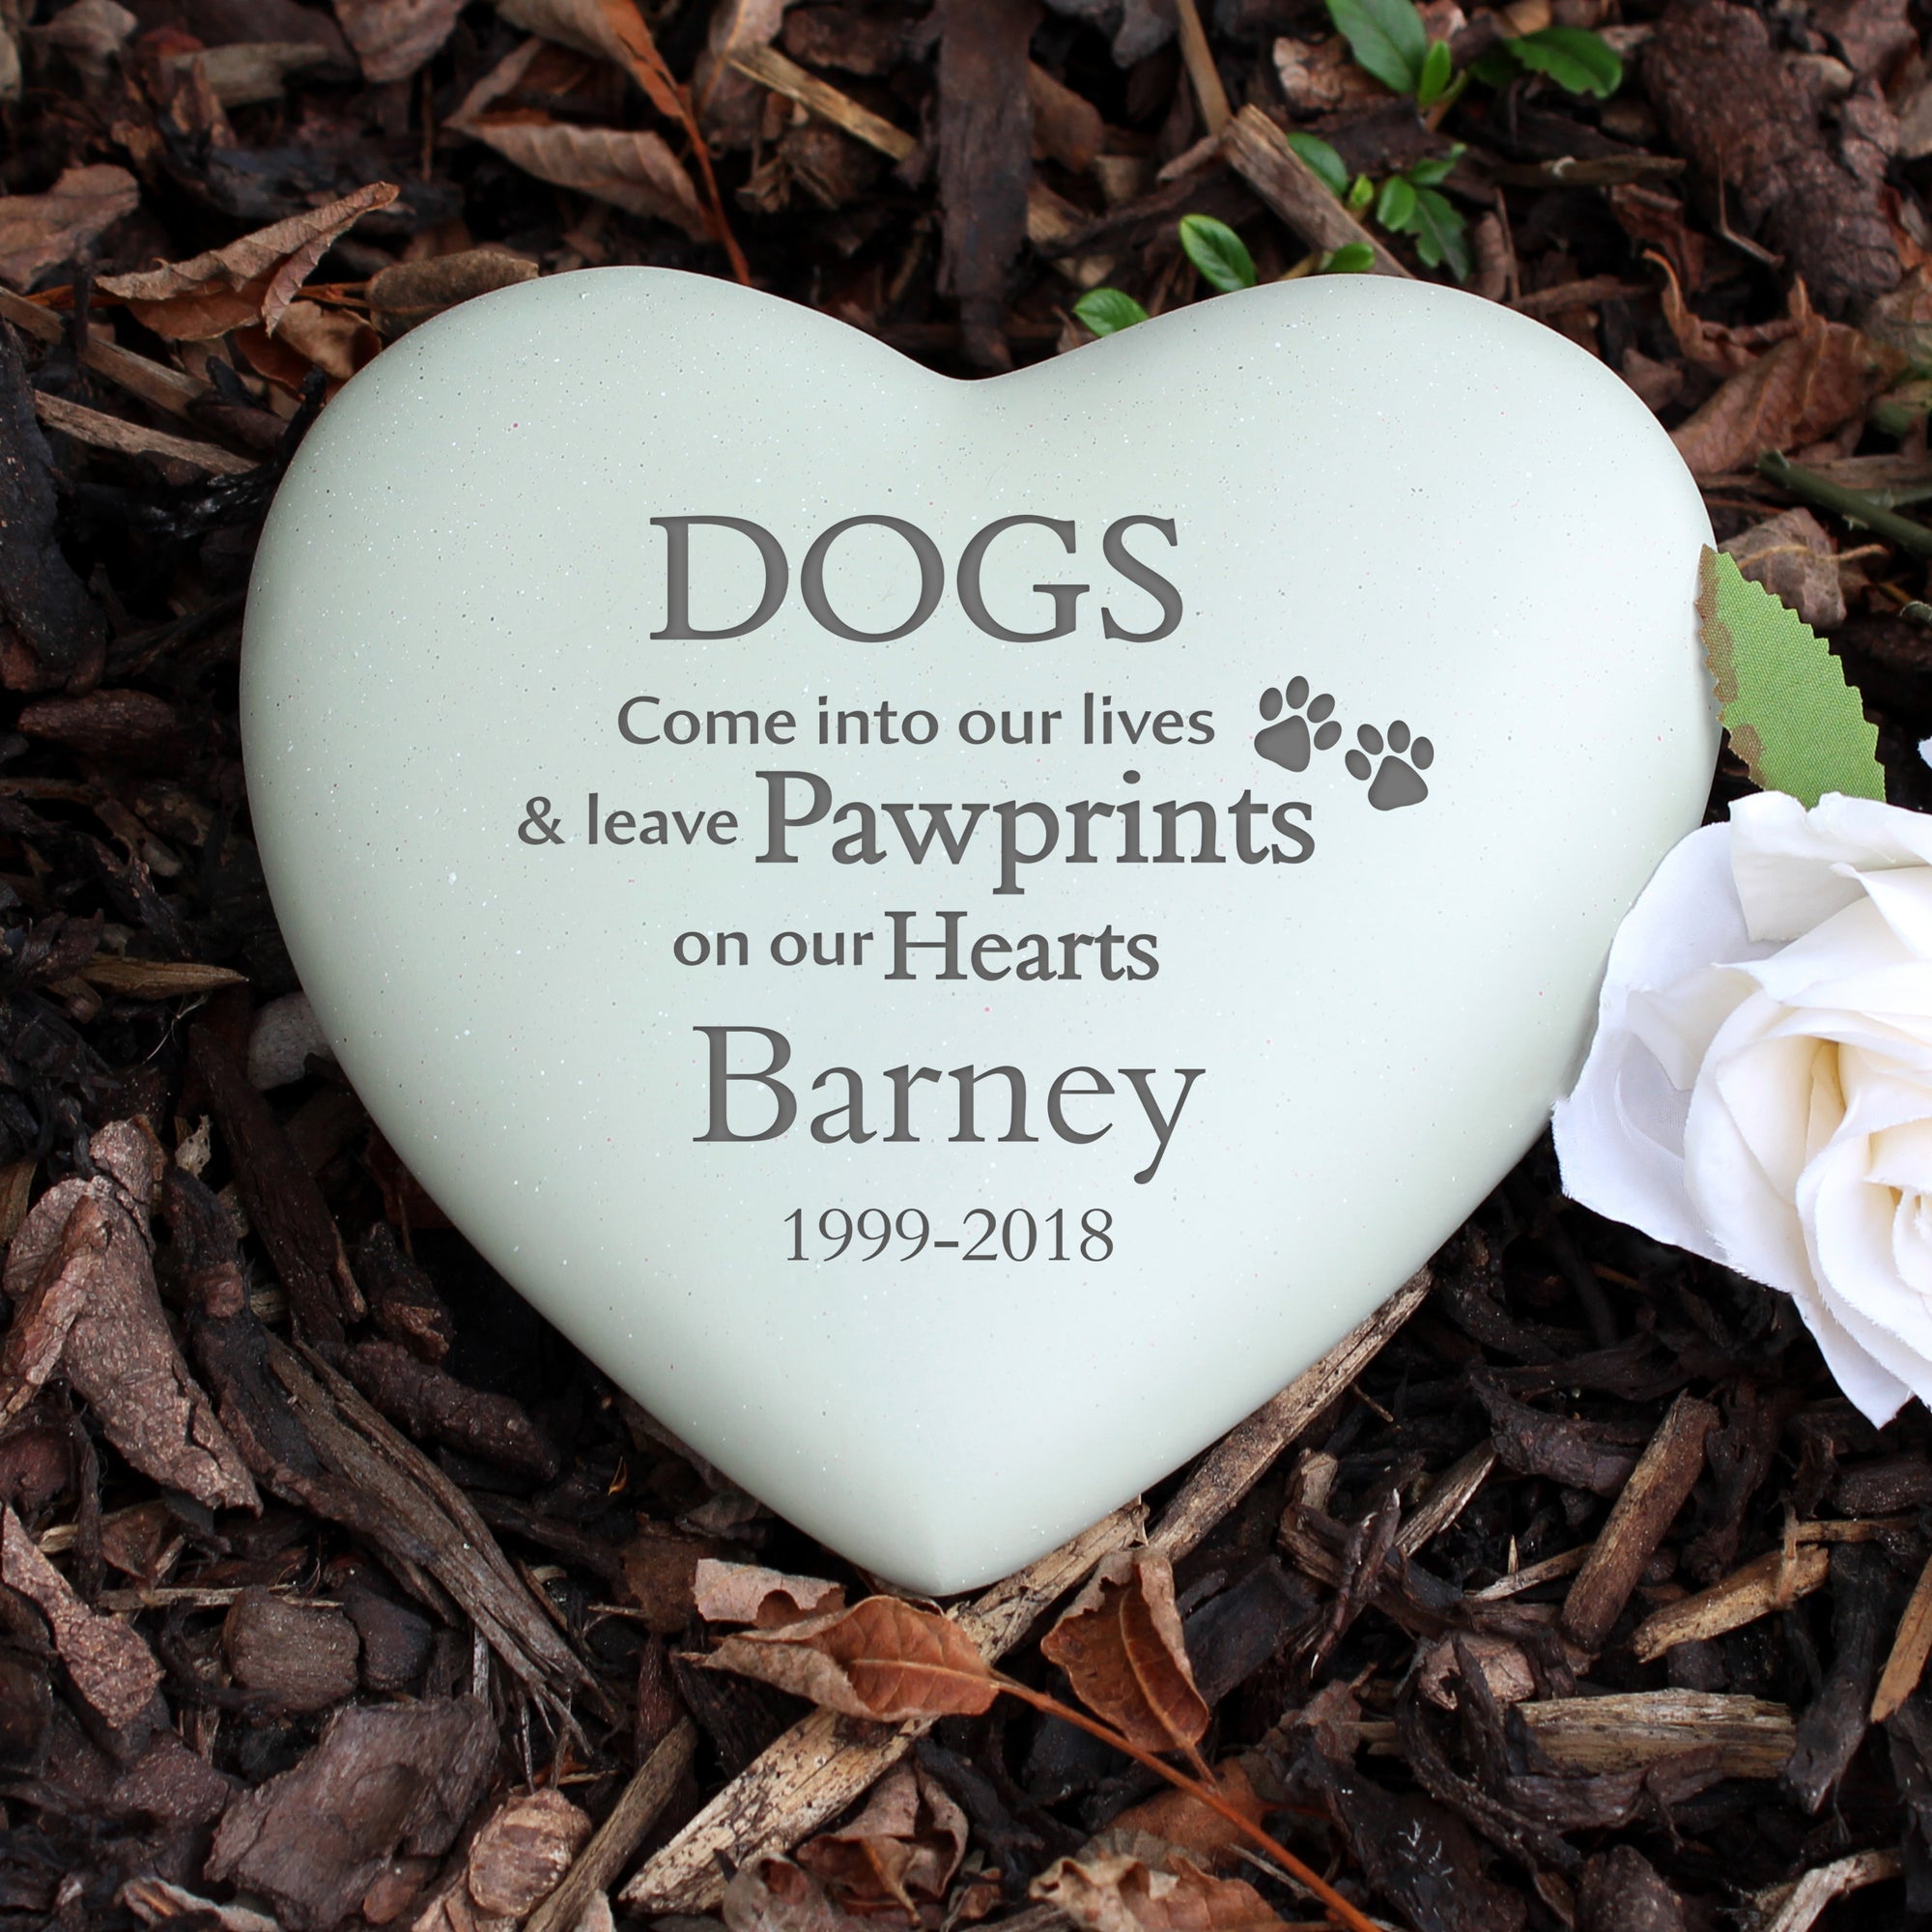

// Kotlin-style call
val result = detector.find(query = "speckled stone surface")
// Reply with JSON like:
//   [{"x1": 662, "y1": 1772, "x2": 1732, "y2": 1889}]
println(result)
[{"x1": 242, "y1": 268, "x2": 1715, "y2": 1591}]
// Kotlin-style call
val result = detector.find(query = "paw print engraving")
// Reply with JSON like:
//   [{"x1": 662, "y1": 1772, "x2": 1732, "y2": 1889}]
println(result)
[
  {"x1": 1346, "y1": 720, "x2": 1433, "y2": 810},
  {"x1": 1255, "y1": 676, "x2": 1340, "y2": 773}
]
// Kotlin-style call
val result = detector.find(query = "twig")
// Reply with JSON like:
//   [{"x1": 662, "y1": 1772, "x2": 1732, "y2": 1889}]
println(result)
[
  {"x1": 1173, "y1": 0, "x2": 1232, "y2": 135},
  {"x1": 1219, "y1": 107, "x2": 1411, "y2": 278},
  {"x1": 33, "y1": 392, "x2": 254, "y2": 476},
  {"x1": 525, "y1": 1719, "x2": 696, "y2": 1932},
  {"x1": 729, "y1": 44, "x2": 916, "y2": 162},
  {"x1": 1757, "y1": 450, "x2": 1932, "y2": 558},
  {"x1": 1151, "y1": 1270, "x2": 1431, "y2": 1557},
  {"x1": 996, "y1": 1677, "x2": 1378, "y2": 1932},
  {"x1": 0, "y1": 286, "x2": 209, "y2": 419}
]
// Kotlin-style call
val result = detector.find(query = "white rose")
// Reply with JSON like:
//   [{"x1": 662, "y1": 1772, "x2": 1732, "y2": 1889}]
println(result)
[{"x1": 1553, "y1": 790, "x2": 1932, "y2": 1424}]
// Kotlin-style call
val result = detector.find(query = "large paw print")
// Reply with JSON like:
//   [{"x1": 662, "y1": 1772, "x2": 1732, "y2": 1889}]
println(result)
[
  {"x1": 1255, "y1": 676, "x2": 1340, "y2": 773},
  {"x1": 1346, "y1": 720, "x2": 1433, "y2": 810}
]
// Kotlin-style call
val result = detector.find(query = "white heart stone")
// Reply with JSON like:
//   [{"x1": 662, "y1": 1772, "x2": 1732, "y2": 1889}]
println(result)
[{"x1": 242, "y1": 269, "x2": 1715, "y2": 1592}]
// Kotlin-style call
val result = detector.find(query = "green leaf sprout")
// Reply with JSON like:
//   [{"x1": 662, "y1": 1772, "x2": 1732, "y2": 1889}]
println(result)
[
  {"x1": 1071, "y1": 287, "x2": 1151, "y2": 335},
  {"x1": 1178, "y1": 213, "x2": 1259, "y2": 293}
]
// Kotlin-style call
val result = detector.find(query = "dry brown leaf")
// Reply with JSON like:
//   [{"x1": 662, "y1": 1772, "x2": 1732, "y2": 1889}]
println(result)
[
  {"x1": 1107, "y1": 1762, "x2": 1270, "y2": 1870},
  {"x1": 1649, "y1": 252, "x2": 1803, "y2": 374},
  {"x1": 2, "y1": 1119, "x2": 258, "y2": 1510},
  {"x1": 1719, "y1": 506, "x2": 1853, "y2": 630},
  {"x1": 97, "y1": 180, "x2": 398, "y2": 338},
  {"x1": 1670, "y1": 313, "x2": 1893, "y2": 475},
  {"x1": 1862, "y1": 260, "x2": 1932, "y2": 366},
  {"x1": 1040, "y1": 1550, "x2": 1208, "y2": 1759},
  {"x1": 0, "y1": 162, "x2": 138, "y2": 291},
  {"x1": 1032, "y1": 1853, "x2": 1287, "y2": 1932},
  {"x1": 694, "y1": 1557, "x2": 847, "y2": 1628},
  {"x1": 332, "y1": 0, "x2": 462, "y2": 82},
  {"x1": 696, "y1": 0, "x2": 793, "y2": 146},
  {"x1": 1, "y1": 1502, "x2": 161, "y2": 1730},
  {"x1": 466, "y1": 116, "x2": 708, "y2": 238},
  {"x1": 496, "y1": 0, "x2": 683, "y2": 118},
  {"x1": 723, "y1": 1857, "x2": 871, "y2": 1932},
  {"x1": 272, "y1": 298, "x2": 381, "y2": 382},
  {"x1": 1607, "y1": 185, "x2": 1704, "y2": 297},
  {"x1": 796, "y1": 1759, "x2": 968, "y2": 1917},
  {"x1": 703, "y1": 1595, "x2": 999, "y2": 1722},
  {"x1": 366, "y1": 244, "x2": 538, "y2": 334},
  {"x1": 445, "y1": 33, "x2": 554, "y2": 128}
]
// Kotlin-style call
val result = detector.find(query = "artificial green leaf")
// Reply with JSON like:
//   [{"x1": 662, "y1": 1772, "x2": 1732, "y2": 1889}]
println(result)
[
  {"x1": 1697, "y1": 547, "x2": 1885, "y2": 808},
  {"x1": 1322, "y1": 242, "x2": 1376, "y2": 272},
  {"x1": 1347, "y1": 174, "x2": 1376, "y2": 213},
  {"x1": 1376, "y1": 174, "x2": 1417, "y2": 230},
  {"x1": 1470, "y1": 43, "x2": 1520, "y2": 86},
  {"x1": 1507, "y1": 25, "x2": 1622, "y2": 96},
  {"x1": 1410, "y1": 186, "x2": 1471, "y2": 280},
  {"x1": 1285, "y1": 131, "x2": 1350, "y2": 199},
  {"x1": 1326, "y1": 0, "x2": 1428, "y2": 95},
  {"x1": 1179, "y1": 213, "x2": 1257, "y2": 292},
  {"x1": 1072, "y1": 287, "x2": 1150, "y2": 335},
  {"x1": 1416, "y1": 36, "x2": 1455, "y2": 106}
]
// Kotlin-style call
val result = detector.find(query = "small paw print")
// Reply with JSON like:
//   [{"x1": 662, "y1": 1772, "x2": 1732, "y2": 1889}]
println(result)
[
  {"x1": 1255, "y1": 676, "x2": 1340, "y2": 773},
  {"x1": 1346, "y1": 720, "x2": 1433, "y2": 810}
]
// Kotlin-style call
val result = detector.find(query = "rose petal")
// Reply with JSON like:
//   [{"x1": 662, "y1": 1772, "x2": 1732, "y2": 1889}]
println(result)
[
  {"x1": 1853, "y1": 865, "x2": 1932, "y2": 957},
  {"x1": 1731, "y1": 790, "x2": 1932, "y2": 941},
  {"x1": 1552, "y1": 827, "x2": 1748, "y2": 1260}
]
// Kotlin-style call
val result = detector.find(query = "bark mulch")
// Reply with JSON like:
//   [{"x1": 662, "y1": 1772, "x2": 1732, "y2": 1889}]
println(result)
[{"x1": 3, "y1": 0, "x2": 1932, "y2": 1926}]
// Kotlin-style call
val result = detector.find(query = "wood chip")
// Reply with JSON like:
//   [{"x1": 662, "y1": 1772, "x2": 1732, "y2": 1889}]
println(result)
[
  {"x1": 1751, "y1": 1848, "x2": 1903, "y2": 1932},
  {"x1": 1218, "y1": 105, "x2": 1410, "y2": 277},
  {"x1": 1562, "y1": 1391, "x2": 1717, "y2": 1651},
  {"x1": 32, "y1": 392, "x2": 253, "y2": 475},
  {"x1": 1631, "y1": 1545, "x2": 1832, "y2": 1662},
  {"x1": 728, "y1": 43, "x2": 916, "y2": 161},
  {"x1": 463, "y1": 1787, "x2": 594, "y2": 1918},
  {"x1": 1872, "y1": 1548, "x2": 1932, "y2": 1722},
  {"x1": 222, "y1": 1587, "x2": 360, "y2": 1712},
  {"x1": 206, "y1": 1695, "x2": 495, "y2": 1931},
  {"x1": 264, "y1": 1340, "x2": 594, "y2": 1708},
  {"x1": 1398, "y1": 1442, "x2": 1495, "y2": 1557},
  {"x1": 0, "y1": 1503, "x2": 160, "y2": 1730},
  {"x1": 1520, "y1": 1690, "x2": 1796, "y2": 1779}
]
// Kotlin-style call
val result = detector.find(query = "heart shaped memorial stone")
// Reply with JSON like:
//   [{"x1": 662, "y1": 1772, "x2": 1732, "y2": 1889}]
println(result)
[{"x1": 242, "y1": 269, "x2": 1716, "y2": 1591}]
